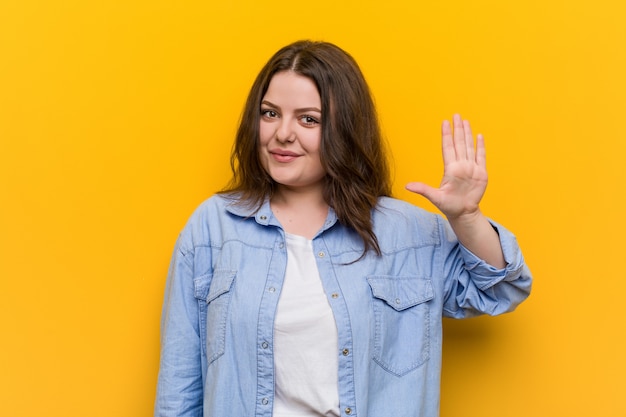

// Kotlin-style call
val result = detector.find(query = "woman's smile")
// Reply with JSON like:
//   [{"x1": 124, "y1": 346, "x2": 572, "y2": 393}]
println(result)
[{"x1": 269, "y1": 148, "x2": 301, "y2": 163}]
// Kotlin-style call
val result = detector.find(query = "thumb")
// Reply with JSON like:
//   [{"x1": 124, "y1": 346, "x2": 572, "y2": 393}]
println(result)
[{"x1": 405, "y1": 182, "x2": 438, "y2": 202}]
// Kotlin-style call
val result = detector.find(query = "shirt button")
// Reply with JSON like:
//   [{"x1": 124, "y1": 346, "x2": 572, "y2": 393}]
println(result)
[
  {"x1": 268, "y1": 287, "x2": 276, "y2": 293},
  {"x1": 342, "y1": 348, "x2": 349, "y2": 356},
  {"x1": 345, "y1": 407, "x2": 352, "y2": 415},
  {"x1": 261, "y1": 398, "x2": 269, "y2": 405},
  {"x1": 261, "y1": 341, "x2": 269, "y2": 349},
  {"x1": 395, "y1": 298, "x2": 401, "y2": 304},
  {"x1": 279, "y1": 242, "x2": 284, "y2": 249},
  {"x1": 260, "y1": 215, "x2": 267, "y2": 220},
  {"x1": 331, "y1": 293, "x2": 339, "y2": 299},
  {"x1": 318, "y1": 251, "x2": 325, "y2": 258}
]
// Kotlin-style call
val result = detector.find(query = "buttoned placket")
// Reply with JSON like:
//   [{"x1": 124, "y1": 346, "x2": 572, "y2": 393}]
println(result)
[
  {"x1": 313, "y1": 237, "x2": 358, "y2": 417},
  {"x1": 254, "y1": 224, "x2": 288, "y2": 416},
  {"x1": 254, "y1": 206, "x2": 355, "y2": 416}
]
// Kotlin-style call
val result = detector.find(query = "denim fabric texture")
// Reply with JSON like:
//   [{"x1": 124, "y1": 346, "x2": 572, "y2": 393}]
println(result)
[{"x1": 155, "y1": 195, "x2": 532, "y2": 417}]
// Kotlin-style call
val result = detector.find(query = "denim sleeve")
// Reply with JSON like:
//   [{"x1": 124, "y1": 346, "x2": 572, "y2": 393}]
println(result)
[
  {"x1": 154, "y1": 235, "x2": 203, "y2": 417},
  {"x1": 440, "y1": 217, "x2": 532, "y2": 319}
]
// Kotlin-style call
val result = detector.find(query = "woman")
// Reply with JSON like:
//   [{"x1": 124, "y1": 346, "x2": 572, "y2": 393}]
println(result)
[{"x1": 155, "y1": 40, "x2": 531, "y2": 417}]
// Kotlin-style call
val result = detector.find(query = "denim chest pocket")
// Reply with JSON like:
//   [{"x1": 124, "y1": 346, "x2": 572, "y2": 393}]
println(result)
[
  {"x1": 194, "y1": 270, "x2": 236, "y2": 364},
  {"x1": 367, "y1": 276, "x2": 434, "y2": 376}
]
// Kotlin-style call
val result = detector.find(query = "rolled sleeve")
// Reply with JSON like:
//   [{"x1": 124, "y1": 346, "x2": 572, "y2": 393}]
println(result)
[
  {"x1": 457, "y1": 219, "x2": 527, "y2": 290},
  {"x1": 442, "y1": 217, "x2": 532, "y2": 318}
]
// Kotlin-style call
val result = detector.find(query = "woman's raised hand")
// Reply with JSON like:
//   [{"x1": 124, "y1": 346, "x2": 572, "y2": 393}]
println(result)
[{"x1": 405, "y1": 114, "x2": 488, "y2": 221}]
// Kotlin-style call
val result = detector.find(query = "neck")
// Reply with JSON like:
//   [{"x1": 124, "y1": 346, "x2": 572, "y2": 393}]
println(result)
[
  {"x1": 272, "y1": 183, "x2": 326, "y2": 208},
  {"x1": 271, "y1": 186, "x2": 329, "y2": 239}
]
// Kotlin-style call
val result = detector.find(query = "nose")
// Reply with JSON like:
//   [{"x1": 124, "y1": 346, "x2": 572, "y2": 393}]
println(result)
[{"x1": 275, "y1": 118, "x2": 296, "y2": 143}]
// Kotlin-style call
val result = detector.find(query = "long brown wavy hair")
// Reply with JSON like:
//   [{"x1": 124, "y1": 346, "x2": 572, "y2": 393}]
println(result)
[{"x1": 222, "y1": 40, "x2": 392, "y2": 256}]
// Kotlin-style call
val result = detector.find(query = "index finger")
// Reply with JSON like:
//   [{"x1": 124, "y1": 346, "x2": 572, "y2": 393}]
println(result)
[{"x1": 441, "y1": 118, "x2": 455, "y2": 164}]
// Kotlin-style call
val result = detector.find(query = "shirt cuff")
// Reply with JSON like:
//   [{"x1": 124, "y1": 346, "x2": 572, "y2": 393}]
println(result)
[{"x1": 457, "y1": 218, "x2": 526, "y2": 291}]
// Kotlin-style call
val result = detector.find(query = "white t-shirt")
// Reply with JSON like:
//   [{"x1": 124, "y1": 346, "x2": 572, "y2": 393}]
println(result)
[{"x1": 272, "y1": 233, "x2": 340, "y2": 417}]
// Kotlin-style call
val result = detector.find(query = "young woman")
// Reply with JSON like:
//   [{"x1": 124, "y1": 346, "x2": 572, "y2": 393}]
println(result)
[{"x1": 155, "y1": 40, "x2": 532, "y2": 417}]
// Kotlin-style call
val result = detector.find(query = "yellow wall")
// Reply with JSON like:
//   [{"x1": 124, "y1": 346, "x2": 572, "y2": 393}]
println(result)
[{"x1": 1, "y1": 0, "x2": 624, "y2": 415}]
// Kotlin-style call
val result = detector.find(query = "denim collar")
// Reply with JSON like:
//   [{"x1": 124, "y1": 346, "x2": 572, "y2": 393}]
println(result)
[{"x1": 222, "y1": 195, "x2": 339, "y2": 237}]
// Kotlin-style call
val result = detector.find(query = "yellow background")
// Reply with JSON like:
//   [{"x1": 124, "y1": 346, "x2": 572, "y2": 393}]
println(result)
[{"x1": 1, "y1": 0, "x2": 625, "y2": 415}]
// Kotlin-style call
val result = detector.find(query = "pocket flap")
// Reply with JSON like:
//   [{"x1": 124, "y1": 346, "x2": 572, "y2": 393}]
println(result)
[
  {"x1": 194, "y1": 270, "x2": 236, "y2": 303},
  {"x1": 367, "y1": 276, "x2": 434, "y2": 311}
]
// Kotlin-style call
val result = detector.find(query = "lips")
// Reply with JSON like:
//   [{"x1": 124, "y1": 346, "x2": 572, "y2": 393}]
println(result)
[{"x1": 269, "y1": 149, "x2": 300, "y2": 163}]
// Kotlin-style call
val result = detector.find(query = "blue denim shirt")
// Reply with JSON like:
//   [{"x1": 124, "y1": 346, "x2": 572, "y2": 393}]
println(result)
[{"x1": 155, "y1": 195, "x2": 531, "y2": 417}]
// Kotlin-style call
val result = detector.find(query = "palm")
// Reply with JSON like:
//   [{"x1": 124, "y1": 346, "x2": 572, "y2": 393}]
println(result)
[{"x1": 406, "y1": 115, "x2": 488, "y2": 220}]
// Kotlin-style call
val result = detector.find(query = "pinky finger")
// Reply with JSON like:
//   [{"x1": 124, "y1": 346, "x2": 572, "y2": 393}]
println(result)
[{"x1": 476, "y1": 133, "x2": 486, "y2": 166}]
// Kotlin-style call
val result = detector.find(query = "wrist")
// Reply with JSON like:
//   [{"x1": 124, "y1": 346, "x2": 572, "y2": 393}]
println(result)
[{"x1": 446, "y1": 207, "x2": 483, "y2": 227}]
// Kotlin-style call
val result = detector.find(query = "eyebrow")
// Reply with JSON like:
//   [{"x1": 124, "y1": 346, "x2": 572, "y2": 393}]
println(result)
[{"x1": 261, "y1": 100, "x2": 321, "y2": 114}]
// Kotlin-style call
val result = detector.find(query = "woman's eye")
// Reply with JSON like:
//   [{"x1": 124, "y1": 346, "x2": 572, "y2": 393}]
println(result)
[
  {"x1": 300, "y1": 115, "x2": 320, "y2": 126},
  {"x1": 261, "y1": 109, "x2": 278, "y2": 118}
]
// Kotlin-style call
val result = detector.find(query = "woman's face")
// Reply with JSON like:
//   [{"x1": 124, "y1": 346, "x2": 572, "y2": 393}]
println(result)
[{"x1": 258, "y1": 71, "x2": 325, "y2": 195}]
